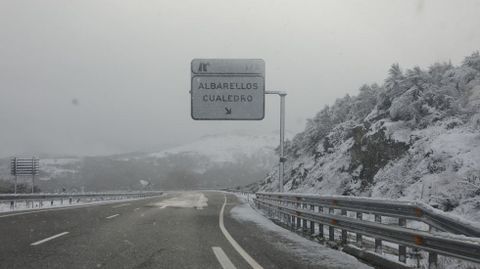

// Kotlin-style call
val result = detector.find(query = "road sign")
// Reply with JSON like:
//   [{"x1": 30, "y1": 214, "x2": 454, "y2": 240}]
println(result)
[
  {"x1": 11, "y1": 157, "x2": 40, "y2": 176},
  {"x1": 191, "y1": 59, "x2": 265, "y2": 120}
]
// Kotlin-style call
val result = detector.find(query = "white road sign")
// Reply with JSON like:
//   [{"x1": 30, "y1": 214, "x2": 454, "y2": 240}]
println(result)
[{"x1": 191, "y1": 59, "x2": 265, "y2": 120}]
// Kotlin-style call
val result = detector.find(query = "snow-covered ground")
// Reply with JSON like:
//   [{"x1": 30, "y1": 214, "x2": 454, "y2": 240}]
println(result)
[{"x1": 149, "y1": 192, "x2": 208, "y2": 209}]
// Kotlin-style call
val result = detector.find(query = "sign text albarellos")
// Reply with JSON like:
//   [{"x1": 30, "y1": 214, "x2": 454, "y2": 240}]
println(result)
[{"x1": 191, "y1": 59, "x2": 265, "y2": 120}]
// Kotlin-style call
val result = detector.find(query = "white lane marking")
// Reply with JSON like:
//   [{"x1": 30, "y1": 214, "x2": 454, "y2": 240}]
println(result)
[
  {"x1": 212, "y1": 247, "x2": 237, "y2": 269},
  {"x1": 219, "y1": 195, "x2": 263, "y2": 269},
  {"x1": 112, "y1": 203, "x2": 130, "y2": 208},
  {"x1": 106, "y1": 214, "x2": 119, "y2": 219},
  {"x1": 31, "y1": 232, "x2": 69, "y2": 246},
  {"x1": 134, "y1": 208, "x2": 140, "y2": 211}
]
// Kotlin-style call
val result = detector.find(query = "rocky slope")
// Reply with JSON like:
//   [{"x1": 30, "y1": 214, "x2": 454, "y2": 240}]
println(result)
[{"x1": 259, "y1": 52, "x2": 480, "y2": 223}]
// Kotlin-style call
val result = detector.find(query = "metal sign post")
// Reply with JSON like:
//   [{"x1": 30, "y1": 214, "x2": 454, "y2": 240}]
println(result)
[
  {"x1": 189, "y1": 59, "x2": 287, "y2": 192},
  {"x1": 10, "y1": 157, "x2": 39, "y2": 193},
  {"x1": 31, "y1": 157, "x2": 35, "y2": 193},
  {"x1": 266, "y1": 91, "x2": 287, "y2": 192},
  {"x1": 13, "y1": 158, "x2": 17, "y2": 194}
]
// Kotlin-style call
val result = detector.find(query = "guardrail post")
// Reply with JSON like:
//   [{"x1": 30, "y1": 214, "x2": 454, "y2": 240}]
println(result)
[
  {"x1": 10, "y1": 201, "x2": 14, "y2": 210},
  {"x1": 374, "y1": 214, "x2": 382, "y2": 253},
  {"x1": 341, "y1": 209, "x2": 347, "y2": 244},
  {"x1": 428, "y1": 252, "x2": 438, "y2": 269},
  {"x1": 423, "y1": 224, "x2": 439, "y2": 269},
  {"x1": 318, "y1": 206, "x2": 324, "y2": 238},
  {"x1": 356, "y1": 212, "x2": 363, "y2": 247},
  {"x1": 329, "y1": 208, "x2": 335, "y2": 241},
  {"x1": 284, "y1": 202, "x2": 289, "y2": 225},
  {"x1": 296, "y1": 202, "x2": 301, "y2": 230},
  {"x1": 398, "y1": 217, "x2": 407, "y2": 263},
  {"x1": 302, "y1": 203, "x2": 307, "y2": 234},
  {"x1": 290, "y1": 203, "x2": 295, "y2": 229},
  {"x1": 289, "y1": 201, "x2": 293, "y2": 227},
  {"x1": 69, "y1": 197, "x2": 72, "y2": 205},
  {"x1": 279, "y1": 200, "x2": 283, "y2": 221},
  {"x1": 310, "y1": 205, "x2": 315, "y2": 235},
  {"x1": 51, "y1": 200, "x2": 54, "y2": 206}
]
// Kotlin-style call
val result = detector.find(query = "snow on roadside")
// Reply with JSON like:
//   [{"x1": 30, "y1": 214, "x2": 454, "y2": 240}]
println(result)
[
  {"x1": 149, "y1": 192, "x2": 208, "y2": 209},
  {"x1": 230, "y1": 195, "x2": 373, "y2": 269}
]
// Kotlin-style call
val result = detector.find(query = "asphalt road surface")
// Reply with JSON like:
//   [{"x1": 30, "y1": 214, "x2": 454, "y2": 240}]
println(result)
[{"x1": 0, "y1": 191, "x2": 369, "y2": 269}]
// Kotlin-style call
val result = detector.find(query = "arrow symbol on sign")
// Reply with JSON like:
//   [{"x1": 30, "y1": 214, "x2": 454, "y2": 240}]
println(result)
[{"x1": 225, "y1": 107, "x2": 232, "y2": 115}]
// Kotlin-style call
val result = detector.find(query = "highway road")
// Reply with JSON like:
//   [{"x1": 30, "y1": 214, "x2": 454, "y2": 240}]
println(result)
[{"x1": 0, "y1": 191, "x2": 370, "y2": 269}]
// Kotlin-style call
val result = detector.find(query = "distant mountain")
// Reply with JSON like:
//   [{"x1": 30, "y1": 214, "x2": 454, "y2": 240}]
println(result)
[
  {"x1": 258, "y1": 52, "x2": 480, "y2": 224},
  {"x1": 150, "y1": 133, "x2": 279, "y2": 164},
  {"x1": 0, "y1": 133, "x2": 281, "y2": 192}
]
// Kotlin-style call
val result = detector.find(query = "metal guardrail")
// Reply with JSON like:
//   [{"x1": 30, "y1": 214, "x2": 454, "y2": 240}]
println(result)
[
  {"x1": 256, "y1": 192, "x2": 480, "y2": 237},
  {"x1": 255, "y1": 192, "x2": 480, "y2": 267},
  {"x1": 0, "y1": 191, "x2": 163, "y2": 211}
]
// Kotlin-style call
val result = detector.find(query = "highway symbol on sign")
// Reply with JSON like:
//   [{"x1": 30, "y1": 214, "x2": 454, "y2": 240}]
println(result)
[{"x1": 191, "y1": 59, "x2": 265, "y2": 120}]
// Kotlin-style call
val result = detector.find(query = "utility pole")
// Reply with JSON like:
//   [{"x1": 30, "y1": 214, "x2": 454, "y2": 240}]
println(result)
[{"x1": 266, "y1": 91, "x2": 287, "y2": 192}]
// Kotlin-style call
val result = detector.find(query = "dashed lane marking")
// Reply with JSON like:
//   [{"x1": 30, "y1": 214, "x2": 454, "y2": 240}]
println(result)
[
  {"x1": 31, "y1": 232, "x2": 69, "y2": 246},
  {"x1": 212, "y1": 246, "x2": 237, "y2": 269},
  {"x1": 106, "y1": 214, "x2": 119, "y2": 219}
]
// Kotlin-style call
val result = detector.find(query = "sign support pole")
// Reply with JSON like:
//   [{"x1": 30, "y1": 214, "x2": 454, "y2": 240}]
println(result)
[
  {"x1": 10, "y1": 157, "x2": 39, "y2": 194},
  {"x1": 266, "y1": 90, "x2": 287, "y2": 192},
  {"x1": 14, "y1": 157, "x2": 18, "y2": 194},
  {"x1": 32, "y1": 157, "x2": 35, "y2": 193}
]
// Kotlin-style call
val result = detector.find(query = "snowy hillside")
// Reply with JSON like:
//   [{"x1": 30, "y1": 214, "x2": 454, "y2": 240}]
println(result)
[
  {"x1": 40, "y1": 158, "x2": 81, "y2": 179},
  {"x1": 150, "y1": 133, "x2": 279, "y2": 163},
  {"x1": 259, "y1": 52, "x2": 480, "y2": 224}
]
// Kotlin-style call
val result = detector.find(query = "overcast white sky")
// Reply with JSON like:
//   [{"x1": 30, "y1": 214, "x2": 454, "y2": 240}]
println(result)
[{"x1": 1, "y1": 0, "x2": 479, "y2": 157}]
